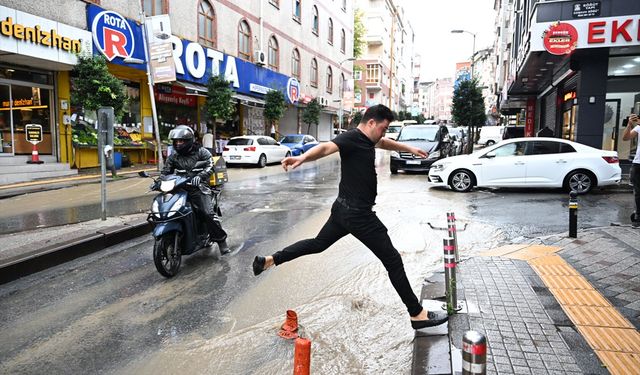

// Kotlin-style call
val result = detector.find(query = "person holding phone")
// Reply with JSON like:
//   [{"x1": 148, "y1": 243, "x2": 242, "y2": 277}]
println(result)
[{"x1": 622, "y1": 111, "x2": 640, "y2": 227}]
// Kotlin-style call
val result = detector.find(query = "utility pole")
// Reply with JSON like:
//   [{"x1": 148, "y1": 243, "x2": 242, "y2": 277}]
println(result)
[{"x1": 388, "y1": 4, "x2": 397, "y2": 109}]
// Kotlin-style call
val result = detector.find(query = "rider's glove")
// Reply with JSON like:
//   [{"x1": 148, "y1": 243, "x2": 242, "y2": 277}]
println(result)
[
  {"x1": 149, "y1": 181, "x2": 159, "y2": 190},
  {"x1": 191, "y1": 175, "x2": 202, "y2": 186}
]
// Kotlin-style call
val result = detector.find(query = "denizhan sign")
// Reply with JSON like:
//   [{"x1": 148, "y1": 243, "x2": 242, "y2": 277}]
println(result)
[{"x1": 87, "y1": 5, "x2": 297, "y2": 104}]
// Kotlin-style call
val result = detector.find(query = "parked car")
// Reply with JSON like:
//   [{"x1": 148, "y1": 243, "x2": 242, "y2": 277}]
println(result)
[
  {"x1": 279, "y1": 134, "x2": 319, "y2": 156},
  {"x1": 386, "y1": 121, "x2": 404, "y2": 141},
  {"x1": 477, "y1": 126, "x2": 504, "y2": 146},
  {"x1": 428, "y1": 137, "x2": 621, "y2": 194},
  {"x1": 222, "y1": 135, "x2": 291, "y2": 167},
  {"x1": 447, "y1": 126, "x2": 469, "y2": 155},
  {"x1": 389, "y1": 124, "x2": 451, "y2": 174},
  {"x1": 503, "y1": 126, "x2": 525, "y2": 140}
]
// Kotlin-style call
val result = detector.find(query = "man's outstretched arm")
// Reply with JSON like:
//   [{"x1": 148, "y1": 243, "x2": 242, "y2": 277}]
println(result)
[
  {"x1": 281, "y1": 141, "x2": 339, "y2": 171},
  {"x1": 376, "y1": 137, "x2": 427, "y2": 158}
]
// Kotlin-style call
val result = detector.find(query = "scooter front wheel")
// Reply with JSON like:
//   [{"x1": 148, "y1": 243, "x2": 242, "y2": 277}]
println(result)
[{"x1": 154, "y1": 232, "x2": 182, "y2": 278}]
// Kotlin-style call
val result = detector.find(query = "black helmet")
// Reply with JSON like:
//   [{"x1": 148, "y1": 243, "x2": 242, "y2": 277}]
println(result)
[{"x1": 169, "y1": 125, "x2": 195, "y2": 155}]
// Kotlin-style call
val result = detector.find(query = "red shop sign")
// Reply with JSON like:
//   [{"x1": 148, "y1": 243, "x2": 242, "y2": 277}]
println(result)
[
  {"x1": 543, "y1": 22, "x2": 579, "y2": 55},
  {"x1": 154, "y1": 90, "x2": 197, "y2": 107}
]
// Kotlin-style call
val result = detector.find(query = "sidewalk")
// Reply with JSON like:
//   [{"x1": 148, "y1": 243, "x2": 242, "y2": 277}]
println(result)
[{"x1": 413, "y1": 225, "x2": 640, "y2": 374}]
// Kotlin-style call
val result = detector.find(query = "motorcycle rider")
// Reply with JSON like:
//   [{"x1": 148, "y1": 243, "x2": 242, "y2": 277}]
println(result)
[{"x1": 161, "y1": 125, "x2": 230, "y2": 254}]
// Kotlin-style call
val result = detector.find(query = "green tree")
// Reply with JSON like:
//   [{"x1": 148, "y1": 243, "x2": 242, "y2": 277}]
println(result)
[
  {"x1": 353, "y1": 9, "x2": 366, "y2": 58},
  {"x1": 263, "y1": 89, "x2": 286, "y2": 137},
  {"x1": 204, "y1": 74, "x2": 234, "y2": 142},
  {"x1": 302, "y1": 98, "x2": 321, "y2": 134},
  {"x1": 71, "y1": 55, "x2": 127, "y2": 117},
  {"x1": 414, "y1": 113, "x2": 426, "y2": 123},
  {"x1": 350, "y1": 110, "x2": 364, "y2": 127},
  {"x1": 451, "y1": 79, "x2": 487, "y2": 153}
]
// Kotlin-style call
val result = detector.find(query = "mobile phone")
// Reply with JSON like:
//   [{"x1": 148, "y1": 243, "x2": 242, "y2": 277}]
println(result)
[{"x1": 634, "y1": 102, "x2": 640, "y2": 116}]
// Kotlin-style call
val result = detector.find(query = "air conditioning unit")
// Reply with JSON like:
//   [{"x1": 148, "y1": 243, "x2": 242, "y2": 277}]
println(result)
[{"x1": 254, "y1": 50, "x2": 266, "y2": 65}]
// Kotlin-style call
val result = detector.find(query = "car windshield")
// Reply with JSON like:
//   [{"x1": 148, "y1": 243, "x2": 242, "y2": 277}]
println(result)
[
  {"x1": 281, "y1": 135, "x2": 303, "y2": 143},
  {"x1": 398, "y1": 126, "x2": 438, "y2": 142},
  {"x1": 387, "y1": 126, "x2": 402, "y2": 134},
  {"x1": 227, "y1": 138, "x2": 253, "y2": 146}
]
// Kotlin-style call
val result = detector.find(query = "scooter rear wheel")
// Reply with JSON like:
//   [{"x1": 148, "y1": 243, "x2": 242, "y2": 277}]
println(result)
[{"x1": 154, "y1": 232, "x2": 182, "y2": 278}]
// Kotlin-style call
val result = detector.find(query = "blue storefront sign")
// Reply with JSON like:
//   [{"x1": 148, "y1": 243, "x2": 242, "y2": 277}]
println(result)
[{"x1": 87, "y1": 4, "x2": 297, "y2": 104}]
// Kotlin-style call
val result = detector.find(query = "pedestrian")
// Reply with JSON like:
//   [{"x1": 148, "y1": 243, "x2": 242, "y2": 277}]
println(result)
[
  {"x1": 202, "y1": 127, "x2": 214, "y2": 155},
  {"x1": 252, "y1": 104, "x2": 449, "y2": 329},
  {"x1": 270, "y1": 124, "x2": 276, "y2": 140},
  {"x1": 623, "y1": 113, "x2": 640, "y2": 227}
]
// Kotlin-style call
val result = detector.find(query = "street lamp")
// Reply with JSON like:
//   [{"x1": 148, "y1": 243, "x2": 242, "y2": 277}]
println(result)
[
  {"x1": 338, "y1": 57, "x2": 356, "y2": 133},
  {"x1": 451, "y1": 30, "x2": 477, "y2": 77}
]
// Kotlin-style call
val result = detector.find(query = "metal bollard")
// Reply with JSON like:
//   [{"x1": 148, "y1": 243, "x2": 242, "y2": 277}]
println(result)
[
  {"x1": 569, "y1": 190, "x2": 578, "y2": 238},
  {"x1": 462, "y1": 331, "x2": 487, "y2": 375},
  {"x1": 443, "y1": 237, "x2": 457, "y2": 314},
  {"x1": 447, "y1": 212, "x2": 459, "y2": 262}
]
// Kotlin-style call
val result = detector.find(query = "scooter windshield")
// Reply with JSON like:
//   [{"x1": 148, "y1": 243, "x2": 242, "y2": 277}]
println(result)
[{"x1": 160, "y1": 179, "x2": 176, "y2": 192}]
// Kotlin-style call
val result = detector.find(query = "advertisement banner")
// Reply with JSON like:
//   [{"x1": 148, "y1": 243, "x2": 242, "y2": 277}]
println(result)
[
  {"x1": 455, "y1": 62, "x2": 471, "y2": 89},
  {"x1": 146, "y1": 15, "x2": 175, "y2": 83}
]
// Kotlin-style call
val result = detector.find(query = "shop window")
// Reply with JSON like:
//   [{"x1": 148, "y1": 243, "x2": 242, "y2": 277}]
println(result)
[
  {"x1": 293, "y1": 0, "x2": 301, "y2": 22},
  {"x1": 142, "y1": 0, "x2": 167, "y2": 16},
  {"x1": 310, "y1": 58, "x2": 318, "y2": 87},
  {"x1": 291, "y1": 48, "x2": 301, "y2": 80},
  {"x1": 312, "y1": 6, "x2": 319, "y2": 36},
  {"x1": 326, "y1": 67, "x2": 333, "y2": 93},
  {"x1": 268, "y1": 36, "x2": 279, "y2": 71},
  {"x1": 238, "y1": 20, "x2": 252, "y2": 61},
  {"x1": 328, "y1": 18, "x2": 333, "y2": 45},
  {"x1": 198, "y1": 0, "x2": 217, "y2": 48},
  {"x1": 340, "y1": 29, "x2": 345, "y2": 53}
]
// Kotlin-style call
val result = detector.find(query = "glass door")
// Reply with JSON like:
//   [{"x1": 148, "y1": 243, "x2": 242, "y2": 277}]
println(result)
[
  {"x1": 602, "y1": 99, "x2": 620, "y2": 151},
  {"x1": 0, "y1": 84, "x2": 14, "y2": 155}
]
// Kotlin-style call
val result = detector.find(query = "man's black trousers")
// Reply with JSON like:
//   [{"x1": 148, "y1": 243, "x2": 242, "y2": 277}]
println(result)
[
  {"x1": 272, "y1": 199, "x2": 423, "y2": 317},
  {"x1": 188, "y1": 189, "x2": 227, "y2": 242}
]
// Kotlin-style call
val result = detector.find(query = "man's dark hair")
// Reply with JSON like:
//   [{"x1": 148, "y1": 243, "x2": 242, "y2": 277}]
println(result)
[{"x1": 361, "y1": 104, "x2": 394, "y2": 124}]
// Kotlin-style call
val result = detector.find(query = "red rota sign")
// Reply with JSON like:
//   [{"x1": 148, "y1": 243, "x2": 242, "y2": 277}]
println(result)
[{"x1": 543, "y1": 22, "x2": 579, "y2": 55}]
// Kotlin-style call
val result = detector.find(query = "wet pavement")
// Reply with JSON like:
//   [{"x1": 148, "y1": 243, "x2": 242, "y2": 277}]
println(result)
[{"x1": 0, "y1": 150, "x2": 636, "y2": 374}]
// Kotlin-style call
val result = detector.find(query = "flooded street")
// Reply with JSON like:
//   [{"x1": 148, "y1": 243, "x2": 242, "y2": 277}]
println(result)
[{"x1": 0, "y1": 151, "x2": 631, "y2": 374}]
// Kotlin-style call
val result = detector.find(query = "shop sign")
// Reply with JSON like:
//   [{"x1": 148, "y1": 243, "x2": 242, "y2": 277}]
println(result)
[
  {"x1": 287, "y1": 78, "x2": 300, "y2": 104},
  {"x1": 249, "y1": 83, "x2": 269, "y2": 95},
  {"x1": 154, "y1": 91, "x2": 196, "y2": 107},
  {"x1": 25, "y1": 124, "x2": 43, "y2": 144},
  {"x1": 0, "y1": 5, "x2": 92, "y2": 65},
  {"x1": 572, "y1": 2, "x2": 600, "y2": 19},
  {"x1": 87, "y1": 4, "x2": 145, "y2": 69},
  {"x1": 542, "y1": 22, "x2": 579, "y2": 55},
  {"x1": 564, "y1": 91, "x2": 576, "y2": 102},
  {"x1": 525, "y1": 98, "x2": 535, "y2": 137},
  {"x1": 532, "y1": 15, "x2": 640, "y2": 52}
]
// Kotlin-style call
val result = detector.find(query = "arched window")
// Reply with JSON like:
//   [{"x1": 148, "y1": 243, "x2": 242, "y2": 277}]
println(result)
[
  {"x1": 293, "y1": 0, "x2": 301, "y2": 21},
  {"x1": 328, "y1": 18, "x2": 333, "y2": 45},
  {"x1": 340, "y1": 29, "x2": 346, "y2": 53},
  {"x1": 291, "y1": 48, "x2": 301, "y2": 80},
  {"x1": 142, "y1": 0, "x2": 167, "y2": 16},
  {"x1": 312, "y1": 6, "x2": 319, "y2": 35},
  {"x1": 268, "y1": 36, "x2": 279, "y2": 71},
  {"x1": 310, "y1": 58, "x2": 318, "y2": 87},
  {"x1": 238, "y1": 20, "x2": 251, "y2": 61},
  {"x1": 198, "y1": 0, "x2": 216, "y2": 48},
  {"x1": 326, "y1": 66, "x2": 333, "y2": 93}
]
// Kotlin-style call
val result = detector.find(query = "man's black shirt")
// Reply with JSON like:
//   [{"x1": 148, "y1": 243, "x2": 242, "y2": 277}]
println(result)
[{"x1": 331, "y1": 128, "x2": 377, "y2": 208}]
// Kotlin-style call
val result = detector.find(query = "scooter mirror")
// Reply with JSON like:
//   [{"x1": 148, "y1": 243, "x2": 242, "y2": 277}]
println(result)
[{"x1": 138, "y1": 171, "x2": 150, "y2": 178}]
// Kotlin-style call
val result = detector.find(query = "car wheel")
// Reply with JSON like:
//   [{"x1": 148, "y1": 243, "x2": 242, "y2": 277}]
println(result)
[
  {"x1": 485, "y1": 140, "x2": 495, "y2": 147},
  {"x1": 565, "y1": 170, "x2": 595, "y2": 194},
  {"x1": 449, "y1": 169, "x2": 475, "y2": 192},
  {"x1": 257, "y1": 154, "x2": 267, "y2": 168}
]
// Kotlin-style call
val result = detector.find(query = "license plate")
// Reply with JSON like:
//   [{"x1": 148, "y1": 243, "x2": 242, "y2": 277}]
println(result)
[
  {"x1": 406, "y1": 160, "x2": 421, "y2": 165},
  {"x1": 230, "y1": 156, "x2": 241, "y2": 160}
]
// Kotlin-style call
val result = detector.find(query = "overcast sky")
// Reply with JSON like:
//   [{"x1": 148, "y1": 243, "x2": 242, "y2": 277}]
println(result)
[{"x1": 399, "y1": 0, "x2": 497, "y2": 82}]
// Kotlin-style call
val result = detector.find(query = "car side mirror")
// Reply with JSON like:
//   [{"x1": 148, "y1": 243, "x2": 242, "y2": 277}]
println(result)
[
  {"x1": 138, "y1": 171, "x2": 150, "y2": 178},
  {"x1": 484, "y1": 151, "x2": 496, "y2": 158}
]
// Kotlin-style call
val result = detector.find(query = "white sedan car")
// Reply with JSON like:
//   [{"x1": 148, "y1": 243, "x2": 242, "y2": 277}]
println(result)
[
  {"x1": 222, "y1": 135, "x2": 291, "y2": 167},
  {"x1": 428, "y1": 137, "x2": 621, "y2": 194}
]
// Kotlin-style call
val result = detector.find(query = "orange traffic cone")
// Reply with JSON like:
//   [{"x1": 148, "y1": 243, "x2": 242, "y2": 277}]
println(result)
[
  {"x1": 278, "y1": 309, "x2": 299, "y2": 339},
  {"x1": 27, "y1": 143, "x2": 43, "y2": 164}
]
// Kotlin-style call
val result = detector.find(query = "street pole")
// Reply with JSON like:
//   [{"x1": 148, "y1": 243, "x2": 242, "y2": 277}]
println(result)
[
  {"x1": 471, "y1": 33, "x2": 476, "y2": 78},
  {"x1": 338, "y1": 57, "x2": 355, "y2": 132},
  {"x1": 98, "y1": 112, "x2": 107, "y2": 221}
]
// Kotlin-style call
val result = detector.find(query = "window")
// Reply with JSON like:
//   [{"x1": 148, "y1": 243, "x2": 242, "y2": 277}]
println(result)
[
  {"x1": 142, "y1": 0, "x2": 166, "y2": 15},
  {"x1": 353, "y1": 70, "x2": 362, "y2": 80},
  {"x1": 310, "y1": 58, "x2": 318, "y2": 87},
  {"x1": 366, "y1": 64, "x2": 380, "y2": 84},
  {"x1": 328, "y1": 18, "x2": 333, "y2": 45},
  {"x1": 326, "y1": 67, "x2": 333, "y2": 93},
  {"x1": 291, "y1": 48, "x2": 301, "y2": 80},
  {"x1": 293, "y1": 0, "x2": 301, "y2": 22},
  {"x1": 342, "y1": 0, "x2": 347, "y2": 11},
  {"x1": 340, "y1": 29, "x2": 345, "y2": 53},
  {"x1": 526, "y1": 141, "x2": 576, "y2": 155},
  {"x1": 238, "y1": 20, "x2": 251, "y2": 61},
  {"x1": 312, "y1": 6, "x2": 319, "y2": 35},
  {"x1": 490, "y1": 142, "x2": 526, "y2": 157},
  {"x1": 268, "y1": 36, "x2": 279, "y2": 71},
  {"x1": 198, "y1": 0, "x2": 216, "y2": 48}
]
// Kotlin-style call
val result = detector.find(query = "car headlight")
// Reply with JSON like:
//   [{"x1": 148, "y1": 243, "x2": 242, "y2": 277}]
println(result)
[
  {"x1": 431, "y1": 162, "x2": 449, "y2": 172},
  {"x1": 390, "y1": 151, "x2": 399, "y2": 158},
  {"x1": 167, "y1": 196, "x2": 185, "y2": 218},
  {"x1": 427, "y1": 150, "x2": 440, "y2": 160},
  {"x1": 152, "y1": 200, "x2": 160, "y2": 218},
  {"x1": 160, "y1": 179, "x2": 176, "y2": 193}
]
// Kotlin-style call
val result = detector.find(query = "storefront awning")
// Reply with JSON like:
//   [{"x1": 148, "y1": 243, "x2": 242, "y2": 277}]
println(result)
[
  {"x1": 175, "y1": 81, "x2": 208, "y2": 96},
  {"x1": 233, "y1": 93, "x2": 265, "y2": 107}
]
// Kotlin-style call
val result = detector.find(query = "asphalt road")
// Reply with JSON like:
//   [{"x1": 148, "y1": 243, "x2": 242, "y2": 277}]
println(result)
[{"x1": 0, "y1": 151, "x2": 633, "y2": 374}]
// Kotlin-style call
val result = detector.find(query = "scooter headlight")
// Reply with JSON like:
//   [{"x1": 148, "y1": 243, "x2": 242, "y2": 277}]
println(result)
[
  {"x1": 152, "y1": 200, "x2": 160, "y2": 218},
  {"x1": 160, "y1": 179, "x2": 176, "y2": 193},
  {"x1": 167, "y1": 196, "x2": 185, "y2": 218}
]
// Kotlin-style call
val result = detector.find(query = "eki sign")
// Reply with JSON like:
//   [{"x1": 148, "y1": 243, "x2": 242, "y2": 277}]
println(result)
[{"x1": 88, "y1": 5, "x2": 144, "y2": 64}]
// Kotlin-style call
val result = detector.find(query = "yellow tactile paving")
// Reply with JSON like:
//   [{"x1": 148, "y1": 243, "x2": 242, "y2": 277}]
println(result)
[
  {"x1": 549, "y1": 289, "x2": 612, "y2": 307},
  {"x1": 480, "y1": 244, "x2": 640, "y2": 375},
  {"x1": 595, "y1": 351, "x2": 640, "y2": 375},
  {"x1": 539, "y1": 274, "x2": 592, "y2": 289},
  {"x1": 478, "y1": 244, "x2": 529, "y2": 257},
  {"x1": 578, "y1": 327, "x2": 640, "y2": 353}
]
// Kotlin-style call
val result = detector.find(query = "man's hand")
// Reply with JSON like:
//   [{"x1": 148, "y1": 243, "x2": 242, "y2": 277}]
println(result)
[
  {"x1": 630, "y1": 114, "x2": 639, "y2": 125},
  {"x1": 281, "y1": 156, "x2": 304, "y2": 171},
  {"x1": 412, "y1": 147, "x2": 428, "y2": 159},
  {"x1": 191, "y1": 175, "x2": 202, "y2": 186}
]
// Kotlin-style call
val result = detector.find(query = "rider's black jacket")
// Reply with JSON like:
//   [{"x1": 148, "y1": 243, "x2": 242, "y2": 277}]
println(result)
[{"x1": 162, "y1": 146, "x2": 214, "y2": 192}]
